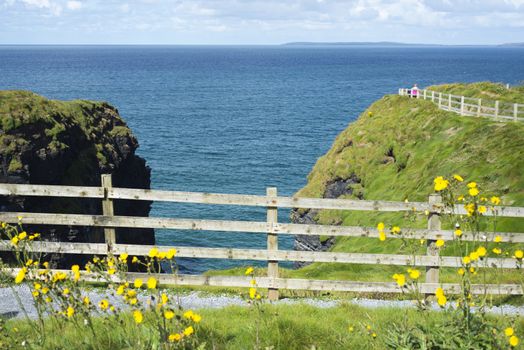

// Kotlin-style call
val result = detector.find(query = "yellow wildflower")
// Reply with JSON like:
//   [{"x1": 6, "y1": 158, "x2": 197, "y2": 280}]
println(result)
[
  {"x1": 116, "y1": 285, "x2": 125, "y2": 295},
  {"x1": 515, "y1": 250, "x2": 524, "y2": 259},
  {"x1": 245, "y1": 267, "x2": 254, "y2": 275},
  {"x1": 469, "y1": 251, "x2": 479, "y2": 261},
  {"x1": 469, "y1": 188, "x2": 479, "y2": 197},
  {"x1": 147, "y1": 277, "x2": 157, "y2": 289},
  {"x1": 18, "y1": 231, "x2": 27, "y2": 240},
  {"x1": 436, "y1": 239, "x2": 445, "y2": 248},
  {"x1": 408, "y1": 269, "x2": 420, "y2": 280},
  {"x1": 119, "y1": 253, "x2": 128, "y2": 263},
  {"x1": 454, "y1": 229, "x2": 462, "y2": 237},
  {"x1": 15, "y1": 268, "x2": 27, "y2": 284},
  {"x1": 249, "y1": 287, "x2": 257, "y2": 299},
  {"x1": 437, "y1": 295, "x2": 447, "y2": 307},
  {"x1": 458, "y1": 268, "x2": 465, "y2": 276},
  {"x1": 157, "y1": 252, "x2": 167, "y2": 260},
  {"x1": 453, "y1": 174, "x2": 464, "y2": 182},
  {"x1": 379, "y1": 231, "x2": 386, "y2": 241},
  {"x1": 377, "y1": 222, "x2": 385, "y2": 231},
  {"x1": 83, "y1": 296, "x2": 90, "y2": 305},
  {"x1": 478, "y1": 205, "x2": 487, "y2": 214},
  {"x1": 463, "y1": 256, "x2": 471, "y2": 265},
  {"x1": 493, "y1": 248, "x2": 502, "y2": 255},
  {"x1": 477, "y1": 246, "x2": 487, "y2": 257},
  {"x1": 133, "y1": 310, "x2": 143, "y2": 324},
  {"x1": 64, "y1": 306, "x2": 75, "y2": 318},
  {"x1": 392, "y1": 273, "x2": 406, "y2": 287},
  {"x1": 42, "y1": 287, "x2": 49, "y2": 294},
  {"x1": 107, "y1": 268, "x2": 116, "y2": 275},
  {"x1": 494, "y1": 235, "x2": 502, "y2": 243},
  {"x1": 467, "y1": 182, "x2": 477, "y2": 189},
  {"x1": 391, "y1": 226, "x2": 401, "y2": 234},
  {"x1": 34, "y1": 282, "x2": 41, "y2": 290},
  {"x1": 134, "y1": 278, "x2": 143, "y2": 288},
  {"x1": 168, "y1": 333, "x2": 181, "y2": 342},
  {"x1": 148, "y1": 247, "x2": 159, "y2": 258},
  {"x1": 491, "y1": 196, "x2": 501, "y2": 205},
  {"x1": 164, "y1": 310, "x2": 175, "y2": 320},
  {"x1": 183, "y1": 310, "x2": 194, "y2": 319},
  {"x1": 433, "y1": 176, "x2": 449, "y2": 191},
  {"x1": 166, "y1": 249, "x2": 177, "y2": 259},
  {"x1": 161, "y1": 293, "x2": 169, "y2": 305},
  {"x1": 510, "y1": 335, "x2": 519, "y2": 347},
  {"x1": 31, "y1": 290, "x2": 39, "y2": 297},
  {"x1": 192, "y1": 313, "x2": 202, "y2": 323},
  {"x1": 11, "y1": 236, "x2": 19, "y2": 246},
  {"x1": 506, "y1": 327, "x2": 515, "y2": 337},
  {"x1": 132, "y1": 256, "x2": 139, "y2": 263},
  {"x1": 63, "y1": 288, "x2": 70, "y2": 296},
  {"x1": 457, "y1": 195, "x2": 464, "y2": 201},
  {"x1": 99, "y1": 299, "x2": 109, "y2": 310},
  {"x1": 183, "y1": 326, "x2": 194, "y2": 336}
]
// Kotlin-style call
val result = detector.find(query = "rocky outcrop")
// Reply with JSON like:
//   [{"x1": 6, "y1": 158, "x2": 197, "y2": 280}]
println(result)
[
  {"x1": 0, "y1": 91, "x2": 153, "y2": 266},
  {"x1": 291, "y1": 174, "x2": 361, "y2": 267}
]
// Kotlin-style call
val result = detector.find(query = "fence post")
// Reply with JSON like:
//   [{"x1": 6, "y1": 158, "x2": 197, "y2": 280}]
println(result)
[
  {"x1": 514, "y1": 104, "x2": 519, "y2": 122},
  {"x1": 460, "y1": 96, "x2": 465, "y2": 116},
  {"x1": 266, "y1": 187, "x2": 279, "y2": 301},
  {"x1": 477, "y1": 99, "x2": 482, "y2": 117},
  {"x1": 423, "y1": 90, "x2": 427, "y2": 99},
  {"x1": 426, "y1": 194, "x2": 441, "y2": 294},
  {"x1": 101, "y1": 174, "x2": 116, "y2": 253},
  {"x1": 431, "y1": 91, "x2": 435, "y2": 102},
  {"x1": 495, "y1": 100, "x2": 499, "y2": 119},
  {"x1": 448, "y1": 95, "x2": 452, "y2": 110},
  {"x1": 438, "y1": 93, "x2": 442, "y2": 108}
]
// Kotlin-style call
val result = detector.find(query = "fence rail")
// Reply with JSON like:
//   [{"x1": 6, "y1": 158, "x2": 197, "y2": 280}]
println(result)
[
  {"x1": 399, "y1": 88, "x2": 524, "y2": 122},
  {"x1": 1, "y1": 174, "x2": 524, "y2": 299}
]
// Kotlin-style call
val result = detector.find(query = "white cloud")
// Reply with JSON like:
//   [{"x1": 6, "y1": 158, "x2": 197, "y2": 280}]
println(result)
[{"x1": 66, "y1": 0, "x2": 82, "y2": 10}]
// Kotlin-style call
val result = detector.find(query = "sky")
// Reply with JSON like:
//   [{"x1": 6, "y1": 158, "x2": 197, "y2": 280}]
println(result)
[{"x1": 0, "y1": 0, "x2": 523, "y2": 45}]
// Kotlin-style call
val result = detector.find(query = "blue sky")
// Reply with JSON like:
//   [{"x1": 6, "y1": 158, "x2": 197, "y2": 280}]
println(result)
[{"x1": 1, "y1": 0, "x2": 523, "y2": 45}]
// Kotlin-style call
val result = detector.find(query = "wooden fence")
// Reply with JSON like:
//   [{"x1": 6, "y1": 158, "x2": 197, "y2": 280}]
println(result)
[
  {"x1": 399, "y1": 88, "x2": 524, "y2": 122},
  {"x1": 1, "y1": 174, "x2": 524, "y2": 300}
]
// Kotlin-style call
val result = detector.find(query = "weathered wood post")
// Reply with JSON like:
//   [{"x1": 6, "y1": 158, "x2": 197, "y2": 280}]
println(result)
[
  {"x1": 460, "y1": 96, "x2": 465, "y2": 116},
  {"x1": 101, "y1": 174, "x2": 116, "y2": 253},
  {"x1": 426, "y1": 194, "x2": 442, "y2": 295},
  {"x1": 514, "y1": 104, "x2": 519, "y2": 122},
  {"x1": 431, "y1": 91, "x2": 435, "y2": 102},
  {"x1": 438, "y1": 93, "x2": 442, "y2": 108},
  {"x1": 495, "y1": 100, "x2": 499, "y2": 119},
  {"x1": 477, "y1": 99, "x2": 482, "y2": 117},
  {"x1": 266, "y1": 187, "x2": 279, "y2": 301},
  {"x1": 423, "y1": 89, "x2": 427, "y2": 99},
  {"x1": 448, "y1": 94, "x2": 452, "y2": 110}
]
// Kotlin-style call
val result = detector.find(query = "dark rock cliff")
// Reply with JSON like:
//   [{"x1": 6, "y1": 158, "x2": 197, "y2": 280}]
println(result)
[
  {"x1": 0, "y1": 91, "x2": 153, "y2": 265},
  {"x1": 291, "y1": 174, "x2": 361, "y2": 267}
]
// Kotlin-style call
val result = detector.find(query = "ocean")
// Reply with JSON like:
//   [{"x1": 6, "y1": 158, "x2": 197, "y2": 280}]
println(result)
[{"x1": 1, "y1": 45, "x2": 523, "y2": 273}]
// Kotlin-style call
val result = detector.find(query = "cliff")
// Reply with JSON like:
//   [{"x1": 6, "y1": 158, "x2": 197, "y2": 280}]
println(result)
[
  {"x1": 0, "y1": 91, "x2": 153, "y2": 264},
  {"x1": 292, "y1": 82, "x2": 524, "y2": 268}
]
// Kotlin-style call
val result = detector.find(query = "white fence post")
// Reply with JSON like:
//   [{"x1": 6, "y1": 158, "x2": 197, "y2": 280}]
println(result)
[
  {"x1": 101, "y1": 174, "x2": 116, "y2": 253},
  {"x1": 426, "y1": 194, "x2": 442, "y2": 295},
  {"x1": 448, "y1": 95, "x2": 452, "y2": 110},
  {"x1": 495, "y1": 101, "x2": 499, "y2": 119},
  {"x1": 431, "y1": 91, "x2": 435, "y2": 102},
  {"x1": 438, "y1": 93, "x2": 442, "y2": 108},
  {"x1": 477, "y1": 99, "x2": 482, "y2": 117},
  {"x1": 423, "y1": 90, "x2": 427, "y2": 100},
  {"x1": 514, "y1": 104, "x2": 519, "y2": 122},
  {"x1": 267, "y1": 187, "x2": 279, "y2": 301},
  {"x1": 460, "y1": 96, "x2": 465, "y2": 116}
]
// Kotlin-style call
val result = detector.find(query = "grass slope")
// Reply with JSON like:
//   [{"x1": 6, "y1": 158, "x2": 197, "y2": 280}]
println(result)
[{"x1": 290, "y1": 82, "x2": 524, "y2": 282}]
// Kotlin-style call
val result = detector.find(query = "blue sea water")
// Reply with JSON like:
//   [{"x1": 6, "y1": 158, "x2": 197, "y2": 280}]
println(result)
[{"x1": 1, "y1": 45, "x2": 523, "y2": 273}]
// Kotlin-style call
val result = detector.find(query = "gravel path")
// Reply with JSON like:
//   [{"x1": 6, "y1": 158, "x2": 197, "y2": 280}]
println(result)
[{"x1": 0, "y1": 285, "x2": 522, "y2": 320}]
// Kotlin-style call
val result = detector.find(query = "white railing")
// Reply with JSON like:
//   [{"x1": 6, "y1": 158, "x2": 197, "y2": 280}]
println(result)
[{"x1": 399, "y1": 88, "x2": 524, "y2": 122}]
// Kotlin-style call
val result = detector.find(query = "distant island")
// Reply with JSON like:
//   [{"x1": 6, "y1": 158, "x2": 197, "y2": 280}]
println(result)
[{"x1": 282, "y1": 41, "x2": 524, "y2": 47}]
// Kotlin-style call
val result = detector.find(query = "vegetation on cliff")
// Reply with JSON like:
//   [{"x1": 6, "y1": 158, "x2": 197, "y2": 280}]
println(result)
[{"x1": 291, "y1": 82, "x2": 524, "y2": 281}]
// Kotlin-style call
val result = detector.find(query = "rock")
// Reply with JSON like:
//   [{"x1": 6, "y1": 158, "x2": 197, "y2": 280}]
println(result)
[
  {"x1": 0, "y1": 91, "x2": 153, "y2": 267},
  {"x1": 291, "y1": 174, "x2": 361, "y2": 268}
]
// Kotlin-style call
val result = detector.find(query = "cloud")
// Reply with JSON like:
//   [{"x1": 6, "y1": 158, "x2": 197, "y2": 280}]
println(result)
[{"x1": 66, "y1": 0, "x2": 82, "y2": 10}]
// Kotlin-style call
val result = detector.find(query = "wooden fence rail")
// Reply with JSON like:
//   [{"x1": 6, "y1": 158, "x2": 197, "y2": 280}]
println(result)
[
  {"x1": 399, "y1": 88, "x2": 524, "y2": 122},
  {"x1": 1, "y1": 175, "x2": 524, "y2": 299}
]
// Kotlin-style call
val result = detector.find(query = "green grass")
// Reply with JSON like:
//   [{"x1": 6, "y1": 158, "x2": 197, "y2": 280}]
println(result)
[{"x1": 4, "y1": 303, "x2": 523, "y2": 349}]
